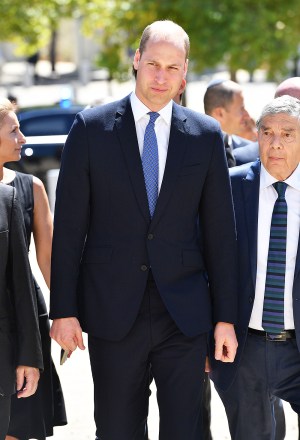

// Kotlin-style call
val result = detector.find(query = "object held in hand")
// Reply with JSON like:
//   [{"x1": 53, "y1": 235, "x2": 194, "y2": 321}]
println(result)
[{"x1": 60, "y1": 349, "x2": 69, "y2": 365}]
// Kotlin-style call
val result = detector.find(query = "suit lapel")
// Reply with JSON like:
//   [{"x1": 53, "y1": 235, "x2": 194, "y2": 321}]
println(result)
[
  {"x1": 115, "y1": 99, "x2": 188, "y2": 225},
  {"x1": 115, "y1": 96, "x2": 150, "y2": 223},
  {"x1": 151, "y1": 104, "x2": 188, "y2": 228},
  {"x1": 242, "y1": 160, "x2": 261, "y2": 287}
]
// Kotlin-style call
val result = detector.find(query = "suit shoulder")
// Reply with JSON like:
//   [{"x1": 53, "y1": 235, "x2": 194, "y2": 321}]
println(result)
[
  {"x1": 232, "y1": 134, "x2": 252, "y2": 149},
  {"x1": 81, "y1": 101, "x2": 118, "y2": 119},
  {"x1": 182, "y1": 106, "x2": 220, "y2": 127},
  {"x1": 78, "y1": 96, "x2": 128, "y2": 124},
  {"x1": 229, "y1": 162, "x2": 253, "y2": 180},
  {"x1": 234, "y1": 141, "x2": 259, "y2": 165},
  {"x1": 177, "y1": 105, "x2": 221, "y2": 135},
  {"x1": 229, "y1": 161, "x2": 260, "y2": 203}
]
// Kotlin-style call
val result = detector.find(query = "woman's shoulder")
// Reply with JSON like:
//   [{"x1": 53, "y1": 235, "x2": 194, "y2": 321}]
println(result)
[{"x1": 15, "y1": 171, "x2": 33, "y2": 185}]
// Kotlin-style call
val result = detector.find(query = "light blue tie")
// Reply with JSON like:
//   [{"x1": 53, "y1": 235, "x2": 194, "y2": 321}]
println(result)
[
  {"x1": 142, "y1": 112, "x2": 159, "y2": 217},
  {"x1": 262, "y1": 182, "x2": 288, "y2": 334}
]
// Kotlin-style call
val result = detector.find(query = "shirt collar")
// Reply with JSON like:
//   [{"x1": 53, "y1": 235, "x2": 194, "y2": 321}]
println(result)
[
  {"x1": 260, "y1": 162, "x2": 300, "y2": 191},
  {"x1": 130, "y1": 92, "x2": 172, "y2": 126}
]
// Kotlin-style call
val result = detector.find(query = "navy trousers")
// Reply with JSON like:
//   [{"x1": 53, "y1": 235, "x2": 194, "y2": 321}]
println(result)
[
  {"x1": 217, "y1": 331, "x2": 300, "y2": 440},
  {"x1": 89, "y1": 276, "x2": 207, "y2": 440}
]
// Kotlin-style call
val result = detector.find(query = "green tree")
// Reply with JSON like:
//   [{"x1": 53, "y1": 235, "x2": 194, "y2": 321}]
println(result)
[
  {"x1": 1, "y1": 0, "x2": 300, "y2": 80},
  {"x1": 93, "y1": 0, "x2": 300, "y2": 81},
  {"x1": 0, "y1": 0, "x2": 106, "y2": 55}
]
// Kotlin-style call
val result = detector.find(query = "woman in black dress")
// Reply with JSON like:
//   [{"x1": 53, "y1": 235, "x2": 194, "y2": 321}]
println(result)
[{"x1": 0, "y1": 98, "x2": 67, "y2": 439}]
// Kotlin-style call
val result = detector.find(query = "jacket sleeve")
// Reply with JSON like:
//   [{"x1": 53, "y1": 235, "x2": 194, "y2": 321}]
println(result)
[
  {"x1": 200, "y1": 128, "x2": 238, "y2": 325},
  {"x1": 50, "y1": 113, "x2": 90, "y2": 319}
]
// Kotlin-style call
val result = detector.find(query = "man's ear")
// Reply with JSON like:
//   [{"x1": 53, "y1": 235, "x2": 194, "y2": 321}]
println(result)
[
  {"x1": 211, "y1": 107, "x2": 225, "y2": 121},
  {"x1": 133, "y1": 49, "x2": 140, "y2": 70},
  {"x1": 178, "y1": 78, "x2": 187, "y2": 96},
  {"x1": 184, "y1": 59, "x2": 189, "y2": 77}
]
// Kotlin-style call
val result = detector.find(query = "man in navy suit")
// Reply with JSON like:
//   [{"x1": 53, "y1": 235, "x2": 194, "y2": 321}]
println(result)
[
  {"x1": 50, "y1": 20, "x2": 238, "y2": 440},
  {"x1": 210, "y1": 95, "x2": 300, "y2": 439}
]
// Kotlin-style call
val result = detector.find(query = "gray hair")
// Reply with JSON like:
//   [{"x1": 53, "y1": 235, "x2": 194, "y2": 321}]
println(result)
[{"x1": 257, "y1": 95, "x2": 300, "y2": 129}]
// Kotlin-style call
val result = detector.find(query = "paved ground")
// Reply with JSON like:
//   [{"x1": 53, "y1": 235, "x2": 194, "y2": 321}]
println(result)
[{"x1": 6, "y1": 59, "x2": 298, "y2": 438}]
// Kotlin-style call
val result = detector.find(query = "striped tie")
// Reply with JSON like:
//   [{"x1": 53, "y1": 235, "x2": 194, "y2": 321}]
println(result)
[
  {"x1": 142, "y1": 112, "x2": 159, "y2": 218},
  {"x1": 262, "y1": 181, "x2": 288, "y2": 334}
]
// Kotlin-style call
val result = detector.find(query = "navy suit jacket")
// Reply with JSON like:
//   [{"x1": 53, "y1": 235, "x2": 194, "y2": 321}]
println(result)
[
  {"x1": 50, "y1": 95, "x2": 238, "y2": 342},
  {"x1": 234, "y1": 141, "x2": 259, "y2": 166},
  {"x1": 231, "y1": 134, "x2": 252, "y2": 150},
  {"x1": 210, "y1": 160, "x2": 300, "y2": 391}
]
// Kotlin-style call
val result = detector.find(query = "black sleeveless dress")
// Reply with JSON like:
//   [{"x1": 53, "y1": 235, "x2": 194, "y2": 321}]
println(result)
[{"x1": 7, "y1": 172, "x2": 67, "y2": 439}]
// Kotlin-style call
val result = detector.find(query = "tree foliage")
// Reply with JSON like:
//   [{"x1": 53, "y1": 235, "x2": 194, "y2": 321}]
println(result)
[
  {"x1": 1, "y1": 0, "x2": 300, "y2": 79},
  {"x1": 0, "y1": 0, "x2": 106, "y2": 55},
  {"x1": 93, "y1": 0, "x2": 300, "y2": 80}
]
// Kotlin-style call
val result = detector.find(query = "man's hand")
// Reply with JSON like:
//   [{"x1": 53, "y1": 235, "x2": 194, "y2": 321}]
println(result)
[
  {"x1": 214, "y1": 322, "x2": 238, "y2": 363},
  {"x1": 50, "y1": 317, "x2": 85, "y2": 353},
  {"x1": 16, "y1": 366, "x2": 40, "y2": 398}
]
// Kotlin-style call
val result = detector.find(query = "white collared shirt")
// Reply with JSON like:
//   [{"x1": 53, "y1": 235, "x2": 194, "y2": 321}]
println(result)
[
  {"x1": 249, "y1": 163, "x2": 300, "y2": 330},
  {"x1": 130, "y1": 92, "x2": 172, "y2": 191}
]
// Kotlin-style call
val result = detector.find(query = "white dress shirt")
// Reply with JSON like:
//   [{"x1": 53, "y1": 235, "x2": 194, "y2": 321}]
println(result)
[
  {"x1": 249, "y1": 163, "x2": 300, "y2": 330},
  {"x1": 130, "y1": 92, "x2": 172, "y2": 191}
]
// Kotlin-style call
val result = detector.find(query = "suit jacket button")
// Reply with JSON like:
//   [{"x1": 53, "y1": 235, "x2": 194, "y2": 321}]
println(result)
[
  {"x1": 141, "y1": 265, "x2": 148, "y2": 271},
  {"x1": 148, "y1": 233, "x2": 154, "y2": 240},
  {"x1": 249, "y1": 296, "x2": 253, "y2": 303}
]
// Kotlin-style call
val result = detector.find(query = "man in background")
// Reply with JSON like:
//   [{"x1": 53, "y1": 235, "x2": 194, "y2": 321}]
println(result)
[
  {"x1": 276, "y1": 76, "x2": 300, "y2": 99},
  {"x1": 203, "y1": 79, "x2": 254, "y2": 167}
]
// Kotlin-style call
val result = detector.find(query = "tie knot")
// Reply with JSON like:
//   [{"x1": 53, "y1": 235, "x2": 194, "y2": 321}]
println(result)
[
  {"x1": 273, "y1": 181, "x2": 287, "y2": 198},
  {"x1": 148, "y1": 112, "x2": 160, "y2": 124}
]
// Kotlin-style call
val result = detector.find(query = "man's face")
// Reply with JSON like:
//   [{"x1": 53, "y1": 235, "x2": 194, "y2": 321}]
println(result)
[
  {"x1": 221, "y1": 91, "x2": 249, "y2": 135},
  {"x1": 259, "y1": 113, "x2": 300, "y2": 180},
  {"x1": 0, "y1": 111, "x2": 26, "y2": 164},
  {"x1": 133, "y1": 39, "x2": 187, "y2": 112}
]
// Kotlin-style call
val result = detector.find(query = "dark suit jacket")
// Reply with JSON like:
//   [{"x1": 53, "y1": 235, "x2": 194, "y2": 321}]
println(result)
[
  {"x1": 234, "y1": 141, "x2": 259, "y2": 166},
  {"x1": 0, "y1": 184, "x2": 42, "y2": 397},
  {"x1": 209, "y1": 159, "x2": 300, "y2": 391},
  {"x1": 223, "y1": 134, "x2": 258, "y2": 168},
  {"x1": 231, "y1": 134, "x2": 252, "y2": 150},
  {"x1": 50, "y1": 95, "x2": 238, "y2": 342}
]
